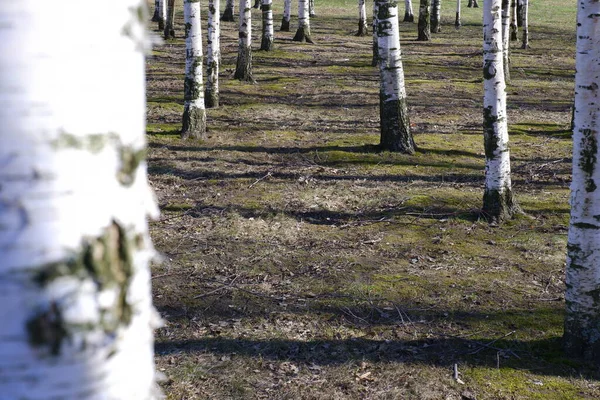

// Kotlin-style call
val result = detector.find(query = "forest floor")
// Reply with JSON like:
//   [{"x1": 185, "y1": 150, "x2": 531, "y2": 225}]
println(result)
[{"x1": 145, "y1": 0, "x2": 599, "y2": 398}]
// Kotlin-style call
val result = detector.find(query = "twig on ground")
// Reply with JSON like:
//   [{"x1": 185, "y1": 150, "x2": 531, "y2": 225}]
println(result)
[{"x1": 248, "y1": 171, "x2": 272, "y2": 188}]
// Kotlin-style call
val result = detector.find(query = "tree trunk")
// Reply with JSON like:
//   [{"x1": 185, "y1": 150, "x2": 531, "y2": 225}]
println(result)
[
  {"x1": 164, "y1": 0, "x2": 176, "y2": 39},
  {"x1": 294, "y1": 0, "x2": 314, "y2": 43},
  {"x1": 468, "y1": 0, "x2": 479, "y2": 7},
  {"x1": 521, "y1": 0, "x2": 529, "y2": 49},
  {"x1": 309, "y1": 0, "x2": 316, "y2": 17},
  {"x1": 564, "y1": 0, "x2": 600, "y2": 365},
  {"x1": 182, "y1": 0, "x2": 207, "y2": 139},
  {"x1": 254, "y1": 0, "x2": 261, "y2": 8},
  {"x1": 152, "y1": 0, "x2": 160, "y2": 22},
  {"x1": 482, "y1": 0, "x2": 518, "y2": 222},
  {"x1": 357, "y1": 0, "x2": 368, "y2": 36},
  {"x1": 261, "y1": 0, "x2": 274, "y2": 50},
  {"x1": 235, "y1": 0, "x2": 254, "y2": 80},
  {"x1": 501, "y1": 0, "x2": 511, "y2": 83},
  {"x1": 376, "y1": 0, "x2": 415, "y2": 153},
  {"x1": 281, "y1": 0, "x2": 292, "y2": 31},
  {"x1": 417, "y1": 0, "x2": 431, "y2": 41},
  {"x1": 158, "y1": 0, "x2": 166, "y2": 30},
  {"x1": 430, "y1": 0, "x2": 441, "y2": 33},
  {"x1": 455, "y1": 0, "x2": 461, "y2": 28},
  {"x1": 0, "y1": 0, "x2": 160, "y2": 398},
  {"x1": 222, "y1": 0, "x2": 235, "y2": 21},
  {"x1": 404, "y1": 0, "x2": 415, "y2": 22},
  {"x1": 206, "y1": 0, "x2": 221, "y2": 108},
  {"x1": 372, "y1": 0, "x2": 379, "y2": 66},
  {"x1": 516, "y1": 0, "x2": 523, "y2": 26},
  {"x1": 510, "y1": 0, "x2": 518, "y2": 40}
]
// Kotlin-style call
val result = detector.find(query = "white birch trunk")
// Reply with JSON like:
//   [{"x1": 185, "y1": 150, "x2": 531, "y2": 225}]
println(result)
[
  {"x1": 309, "y1": 0, "x2": 316, "y2": 17},
  {"x1": 281, "y1": 0, "x2": 292, "y2": 31},
  {"x1": 293, "y1": 0, "x2": 313, "y2": 43},
  {"x1": 564, "y1": 0, "x2": 600, "y2": 364},
  {"x1": 417, "y1": 0, "x2": 431, "y2": 41},
  {"x1": 234, "y1": 0, "x2": 254, "y2": 80},
  {"x1": 430, "y1": 0, "x2": 441, "y2": 33},
  {"x1": 182, "y1": 0, "x2": 206, "y2": 138},
  {"x1": 510, "y1": 0, "x2": 518, "y2": 40},
  {"x1": 357, "y1": 0, "x2": 368, "y2": 36},
  {"x1": 455, "y1": 0, "x2": 461, "y2": 28},
  {"x1": 222, "y1": 0, "x2": 235, "y2": 21},
  {"x1": 260, "y1": 0, "x2": 274, "y2": 50},
  {"x1": 158, "y1": 0, "x2": 167, "y2": 29},
  {"x1": 521, "y1": 0, "x2": 529, "y2": 48},
  {"x1": 482, "y1": 0, "x2": 517, "y2": 221},
  {"x1": 376, "y1": 0, "x2": 415, "y2": 153},
  {"x1": 206, "y1": 0, "x2": 220, "y2": 108},
  {"x1": 501, "y1": 0, "x2": 510, "y2": 82},
  {"x1": 0, "y1": 1, "x2": 160, "y2": 398},
  {"x1": 404, "y1": 0, "x2": 415, "y2": 22}
]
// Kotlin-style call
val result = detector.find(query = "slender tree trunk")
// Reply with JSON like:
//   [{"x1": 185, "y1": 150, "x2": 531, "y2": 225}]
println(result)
[
  {"x1": 377, "y1": 0, "x2": 415, "y2": 153},
  {"x1": 0, "y1": 0, "x2": 160, "y2": 398},
  {"x1": 152, "y1": 0, "x2": 160, "y2": 21},
  {"x1": 164, "y1": 0, "x2": 176, "y2": 39},
  {"x1": 182, "y1": 0, "x2": 207, "y2": 139},
  {"x1": 357, "y1": 0, "x2": 368, "y2": 36},
  {"x1": 510, "y1": 0, "x2": 518, "y2": 40},
  {"x1": 281, "y1": 0, "x2": 292, "y2": 30},
  {"x1": 222, "y1": 0, "x2": 235, "y2": 21},
  {"x1": 235, "y1": 0, "x2": 254, "y2": 80},
  {"x1": 294, "y1": 0, "x2": 314, "y2": 43},
  {"x1": 404, "y1": 0, "x2": 415, "y2": 22},
  {"x1": 564, "y1": 0, "x2": 600, "y2": 365},
  {"x1": 455, "y1": 0, "x2": 461, "y2": 28},
  {"x1": 468, "y1": 0, "x2": 479, "y2": 7},
  {"x1": 261, "y1": 0, "x2": 274, "y2": 50},
  {"x1": 206, "y1": 0, "x2": 220, "y2": 108},
  {"x1": 521, "y1": 0, "x2": 529, "y2": 49},
  {"x1": 158, "y1": 0, "x2": 166, "y2": 30},
  {"x1": 372, "y1": 0, "x2": 379, "y2": 66},
  {"x1": 417, "y1": 0, "x2": 431, "y2": 41},
  {"x1": 516, "y1": 0, "x2": 523, "y2": 26},
  {"x1": 309, "y1": 0, "x2": 316, "y2": 17},
  {"x1": 430, "y1": 0, "x2": 441, "y2": 33},
  {"x1": 482, "y1": 0, "x2": 518, "y2": 222},
  {"x1": 254, "y1": 0, "x2": 261, "y2": 8},
  {"x1": 501, "y1": 0, "x2": 510, "y2": 83}
]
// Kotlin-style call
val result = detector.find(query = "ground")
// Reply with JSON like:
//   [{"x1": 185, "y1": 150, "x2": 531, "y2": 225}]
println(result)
[{"x1": 146, "y1": 0, "x2": 599, "y2": 398}]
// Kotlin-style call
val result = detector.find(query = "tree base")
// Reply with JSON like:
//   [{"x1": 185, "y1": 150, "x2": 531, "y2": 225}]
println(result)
[
  {"x1": 355, "y1": 20, "x2": 368, "y2": 37},
  {"x1": 280, "y1": 18, "x2": 290, "y2": 31},
  {"x1": 158, "y1": 20, "x2": 165, "y2": 30},
  {"x1": 261, "y1": 36, "x2": 274, "y2": 51},
  {"x1": 234, "y1": 45, "x2": 254, "y2": 82},
  {"x1": 293, "y1": 27, "x2": 314, "y2": 43},
  {"x1": 181, "y1": 105, "x2": 207, "y2": 140},
  {"x1": 151, "y1": 8, "x2": 160, "y2": 22},
  {"x1": 379, "y1": 98, "x2": 415, "y2": 154},
  {"x1": 221, "y1": 7, "x2": 234, "y2": 22},
  {"x1": 403, "y1": 13, "x2": 414, "y2": 23},
  {"x1": 205, "y1": 90, "x2": 219, "y2": 109},
  {"x1": 564, "y1": 318, "x2": 600, "y2": 366},
  {"x1": 455, "y1": 13, "x2": 461, "y2": 29},
  {"x1": 482, "y1": 188, "x2": 520, "y2": 223}
]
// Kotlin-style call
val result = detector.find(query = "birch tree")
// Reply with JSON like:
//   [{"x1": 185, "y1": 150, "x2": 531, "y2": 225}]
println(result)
[
  {"x1": 281, "y1": 0, "x2": 292, "y2": 31},
  {"x1": 261, "y1": 0, "x2": 274, "y2": 50},
  {"x1": 164, "y1": 0, "x2": 176, "y2": 39},
  {"x1": 152, "y1": 0, "x2": 160, "y2": 22},
  {"x1": 0, "y1": 0, "x2": 160, "y2": 398},
  {"x1": 468, "y1": 0, "x2": 479, "y2": 7},
  {"x1": 417, "y1": 0, "x2": 431, "y2": 41},
  {"x1": 182, "y1": 0, "x2": 207, "y2": 139},
  {"x1": 564, "y1": 0, "x2": 600, "y2": 364},
  {"x1": 309, "y1": 0, "x2": 316, "y2": 17},
  {"x1": 222, "y1": 0, "x2": 235, "y2": 21},
  {"x1": 501, "y1": 0, "x2": 510, "y2": 82},
  {"x1": 404, "y1": 0, "x2": 415, "y2": 22},
  {"x1": 510, "y1": 0, "x2": 518, "y2": 40},
  {"x1": 234, "y1": 0, "x2": 254, "y2": 80},
  {"x1": 455, "y1": 0, "x2": 461, "y2": 28},
  {"x1": 357, "y1": 0, "x2": 368, "y2": 36},
  {"x1": 157, "y1": 0, "x2": 166, "y2": 30},
  {"x1": 294, "y1": 0, "x2": 314, "y2": 43},
  {"x1": 482, "y1": 0, "x2": 518, "y2": 221},
  {"x1": 376, "y1": 0, "x2": 415, "y2": 153},
  {"x1": 430, "y1": 0, "x2": 441, "y2": 33},
  {"x1": 520, "y1": 0, "x2": 529, "y2": 48},
  {"x1": 206, "y1": 0, "x2": 220, "y2": 108},
  {"x1": 372, "y1": 0, "x2": 379, "y2": 66}
]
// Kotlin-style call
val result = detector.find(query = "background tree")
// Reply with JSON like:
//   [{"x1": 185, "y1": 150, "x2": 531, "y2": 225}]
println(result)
[
  {"x1": 510, "y1": 0, "x2": 518, "y2": 40},
  {"x1": 404, "y1": 0, "x2": 415, "y2": 22},
  {"x1": 372, "y1": 0, "x2": 379, "y2": 66},
  {"x1": 455, "y1": 0, "x2": 461, "y2": 28},
  {"x1": 417, "y1": 0, "x2": 431, "y2": 41},
  {"x1": 430, "y1": 0, "x2": 441, "y2": 33},
  {"x1": 157, "y1": 0, "x2": 166, "y2": 30},
  {"x1": 0, "y1": 0, "x2": 160, "y2": 397},
  {"x1": 376, "y1": 0, "x2": 415, "y2": 153},
  {"x1": 501, "y1": 0, "x2": 511, "y2": 82},
  {"x1": 206, "y1": 0, "x2": 221, "y2": 108},
  {"x1": 482, "y1": 0, "x2": 518, "y2": 221},
  {"x1": 294, "y1": 0, "x2": 314, "y2": 42},
  {"x1": 468, "y1": 0, "x2": 479, "y2": 7},
  {"x1": 564, "y1": 0, "x2": 600, "y2": 365},
  {"x1": 152, "y1": 0, "x2": 160, "y2": 22},
  {"x1": 309, "y1": 0, "x2": 316, "y2": 17},
  {"x1": 235, "y1": 0, "x2": 255, "y2": 80},
  {"x1": 521, "y1": 0, "x2": 529, "y2": 48},
  {"x1": 222, "y1": 0, "x2": 235, "y2": 21},
  {"x1": 182, "y1": 0, "x2": 207, "y2": 139},
  {"x1": 281, "y1": 0, "x2": 293, "y2": 31},
  {"x1": 261, "y1": 0, "x2": 275, "y2": 50},
  {"x1": 356, "y1": 0, "x2": 368, "y2": 36},
  {"x1": 164, "y1": 0, "x2": 176, "y2": 39}
]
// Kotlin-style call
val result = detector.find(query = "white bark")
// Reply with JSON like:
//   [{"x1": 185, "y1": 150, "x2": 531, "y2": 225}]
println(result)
[
  {"x1": 404, "y1": 0, "x2": 415, "y2": 21},
  {"x1": 455, "y1": 0, "x2": 461, "y2": 28},
  {"x1": 260, "y1": 0, "x2": 274, "y2": 50},
  {"x1": 158, "y1": 0, "x2": 167, "y2": 28},
  {"x1": 234, "y1": 0, "x2": 254, "y2": 80},
  {"x1": 482, "y1": 0, "x2": 515, "y2": 220},
  {"x1": 294, "y1": 0, "x2": 313, "y2": 42},
  {"x1": 182, "y1": 0, "x2": 206, "y2": 138},
  {"x1": 431, "y1": 0, "x2": 441, "y2": 33},
  {"x1": 357, "y1": 0, "x2": 368, "y2": 36},
  {"x1": 206, "y1": 0, "x2": 220, "y2": 108},
  {"x1": 0, "y1": 1, "x2": 160, "y2": 398},
  {"x1": 501, "y1": 0, "x2": 510, "y2": 82},
  {"x1": 564, "y1": 0, "x2": 600, "y2": 363},
  {"x1": 282, "y1": 0, "x2": 292, "y2": 30}
]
